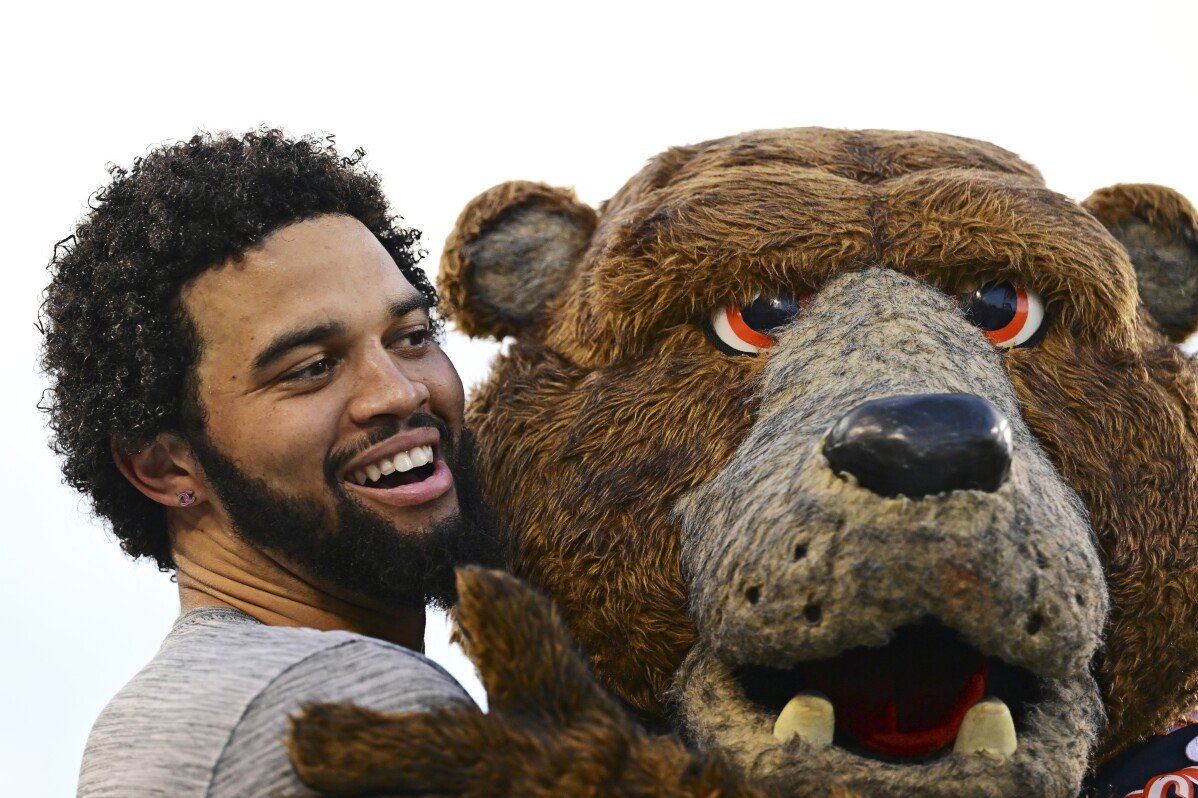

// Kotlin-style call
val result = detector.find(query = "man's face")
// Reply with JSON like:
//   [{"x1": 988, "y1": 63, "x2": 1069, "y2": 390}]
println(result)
[{"x1": 179, "y1": 213, "x2": 492, "y2": 608}]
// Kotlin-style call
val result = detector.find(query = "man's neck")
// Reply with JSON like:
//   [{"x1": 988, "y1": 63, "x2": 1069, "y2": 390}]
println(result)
[{"x1": 170, "y1": 518, "x2": 425, "y2": 651}]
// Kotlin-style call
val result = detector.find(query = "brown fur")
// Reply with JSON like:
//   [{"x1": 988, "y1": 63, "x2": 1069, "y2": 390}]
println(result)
[{"x1": 293, "y1": 129, "x2": 1198, "y2": 794}]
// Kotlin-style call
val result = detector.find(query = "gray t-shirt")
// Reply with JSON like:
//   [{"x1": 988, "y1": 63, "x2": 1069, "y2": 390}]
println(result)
[{"x1": 78, "y1": 606, "x2": 474, "y2": 797}]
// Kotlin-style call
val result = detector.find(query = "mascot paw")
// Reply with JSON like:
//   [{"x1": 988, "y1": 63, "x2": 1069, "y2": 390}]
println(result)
[
  {"x1": 289, "y1": 700, "x2": 507, "y2": 796},
  {"x1": 288, "y1": 568, "x2": 789, "y2": 797},
  {"x1": 450, "y1": 566, "x2": 618, "y2": 717}
]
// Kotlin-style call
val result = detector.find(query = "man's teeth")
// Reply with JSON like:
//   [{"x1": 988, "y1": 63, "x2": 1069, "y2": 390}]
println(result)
[
  {"x1": 772, "y1": 691, "x2": 834, "y2": 748},
  {"x1": 351, "y1": 445, "x2": 435, "y2": 486},
  {"x1": 770, "y1": 694, "x2": 1017, "y2": 757},
  {"x1": 953, "y1": 696, "x2": 1018, "y2": 757}
]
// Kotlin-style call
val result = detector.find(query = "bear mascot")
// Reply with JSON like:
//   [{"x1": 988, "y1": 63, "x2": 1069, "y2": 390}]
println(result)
[{"x1": 288, "y1": 128, "x2": 1198, "y2": 798}]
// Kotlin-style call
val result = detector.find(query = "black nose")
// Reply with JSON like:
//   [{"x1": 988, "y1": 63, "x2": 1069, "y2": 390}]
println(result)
[{"x1": 822, "y1": 394, "x2": 1013, "y2": 498}]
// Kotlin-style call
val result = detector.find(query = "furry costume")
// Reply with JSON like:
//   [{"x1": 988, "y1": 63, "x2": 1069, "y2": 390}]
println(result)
[{"x1": 290, "y1": 128, "x2": 1198, "y2": 797}]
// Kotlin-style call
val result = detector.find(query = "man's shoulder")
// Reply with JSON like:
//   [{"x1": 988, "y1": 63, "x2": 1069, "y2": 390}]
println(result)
[
  {"x1": 151, "y1": 604, "x2": 461, "y2": 686},
  {"x1": 78, "y1": 607, "x2": 472, "y2": 798}
]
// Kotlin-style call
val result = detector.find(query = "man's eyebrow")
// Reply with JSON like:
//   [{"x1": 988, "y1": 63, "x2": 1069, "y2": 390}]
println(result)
[
  {"x1": 251, "y1": 321, "x2": 348, "y2": 374},
  {"x1": 250, "y1": 295, "x2": 434, "y2": 374},
  {"x1": 389, "y1": 294, "x2": 434, "y2": 320}
]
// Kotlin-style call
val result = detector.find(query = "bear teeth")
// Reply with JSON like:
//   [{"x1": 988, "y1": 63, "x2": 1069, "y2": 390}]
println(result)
[
  {"x1": 771, "y1": 693, "x2": 1018, "y2": 758},
  {"x1": 953, "y1": 697, "x2": 1017, "y2": 757},
  {"x1": 773, "y1": 691, "x2": 834, "y2": 747}
]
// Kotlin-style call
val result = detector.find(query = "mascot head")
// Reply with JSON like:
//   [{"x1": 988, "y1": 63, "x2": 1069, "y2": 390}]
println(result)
[{"x1": 441, "y1": 128, "x2": 1198, "y2": 795}]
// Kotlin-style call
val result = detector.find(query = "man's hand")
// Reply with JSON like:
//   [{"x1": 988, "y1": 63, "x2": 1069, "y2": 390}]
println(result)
[{"x1": 287, "y1": 567, "x2": 766, "y2": 797}]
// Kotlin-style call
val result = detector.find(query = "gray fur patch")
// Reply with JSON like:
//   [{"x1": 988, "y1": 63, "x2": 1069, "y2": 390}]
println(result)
[
  {"x1": 1112, "y1": 218, "x2": 1198, "y2": 339},
  {"x1": 670, "y1": 268, "x2": 1108, "y2": 796},
  {"x1": 465, "y1": 205, "x2": 589, "y2": 327}
]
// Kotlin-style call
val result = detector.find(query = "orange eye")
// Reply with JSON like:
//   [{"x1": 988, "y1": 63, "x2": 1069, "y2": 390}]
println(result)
[
  {"x1": 958, "y1": 282, "x2": 1047, "y2": 348},
  {"x1": 706, "y1": 293, "x2": 808, "y2": 355}
]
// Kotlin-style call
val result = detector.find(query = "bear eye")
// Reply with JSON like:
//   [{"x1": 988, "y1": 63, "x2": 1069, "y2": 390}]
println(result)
[
  {"x1": 706, "y1": 293, "x2": 807, "y2": 355},
  {"x1": 957, "y1": 281, "x2": 1047, "y2": 348}
]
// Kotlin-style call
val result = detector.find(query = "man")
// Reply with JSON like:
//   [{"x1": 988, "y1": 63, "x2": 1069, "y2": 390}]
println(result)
[{"x1": 40, "y1": 129, "x2": 502, "y2": 796}]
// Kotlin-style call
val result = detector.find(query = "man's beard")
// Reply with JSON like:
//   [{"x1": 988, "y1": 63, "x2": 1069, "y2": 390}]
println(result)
[{"x1": 184, "y1": 415, "x2": 502, "y2": 612}]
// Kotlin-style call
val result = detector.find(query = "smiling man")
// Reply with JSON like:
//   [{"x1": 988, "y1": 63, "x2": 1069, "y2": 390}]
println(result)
[{"x1": 39, "y1": 130, "x2": 501, "y2": 797}]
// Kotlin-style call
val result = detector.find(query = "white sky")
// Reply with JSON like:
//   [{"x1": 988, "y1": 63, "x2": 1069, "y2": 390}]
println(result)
[{"x1": 2, "y1": 1, "x2": 1195, "y2": 795}]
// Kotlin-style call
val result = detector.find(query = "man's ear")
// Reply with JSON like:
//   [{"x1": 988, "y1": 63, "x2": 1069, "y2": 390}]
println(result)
[
  {"x1": 1083, "y1": 183, "x2": 1198, "y2": 342},
  {"x1": 111, "y1": 433, "x2": 205, "y2": 508},
  {"x1": 439, "y1": 181, "x2": 597, "y2": 340}
]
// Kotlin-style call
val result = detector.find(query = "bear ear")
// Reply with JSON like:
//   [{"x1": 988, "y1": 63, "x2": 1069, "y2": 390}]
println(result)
[
  {"x1": 1083, "y1": 183, "x2": 1198, "y2": 342},
  {"x1": 438, "y1": 181, "x2": 597, "y2": 340}
]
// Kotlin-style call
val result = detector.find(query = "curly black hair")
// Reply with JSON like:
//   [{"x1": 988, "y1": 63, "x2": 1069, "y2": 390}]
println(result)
[{"x1": 38, "y1": 128, "x2": 439, "y2": 571}]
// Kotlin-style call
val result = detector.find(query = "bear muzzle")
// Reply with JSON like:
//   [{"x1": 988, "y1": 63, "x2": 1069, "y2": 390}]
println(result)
[{"x1": 670, "y1": 268, "x2": 1109, "y2": 795}]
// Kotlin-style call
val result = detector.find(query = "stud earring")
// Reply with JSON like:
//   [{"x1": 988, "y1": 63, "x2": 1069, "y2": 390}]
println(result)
[{"x1": 177, "y1": 490, "x2": 196, "y2": 507}]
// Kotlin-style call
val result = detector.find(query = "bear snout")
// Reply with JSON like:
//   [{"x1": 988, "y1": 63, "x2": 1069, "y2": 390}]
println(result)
[{"x1": 822, "y1": 393, "x2": 1014, "y2": 498}]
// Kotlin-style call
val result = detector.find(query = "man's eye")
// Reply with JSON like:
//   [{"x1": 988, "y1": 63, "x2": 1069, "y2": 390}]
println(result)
[
  {"x1": 284, "y1": 358, "x2": 335, "y2": 382},
  {"x1": 394, "y1": 328, "x2": 432, "y2": 348}
]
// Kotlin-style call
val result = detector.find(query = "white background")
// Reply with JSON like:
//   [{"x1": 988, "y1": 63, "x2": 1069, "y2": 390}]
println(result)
[{"x1": 2, "y1": 2, "x2": 1195, "y2": 795}]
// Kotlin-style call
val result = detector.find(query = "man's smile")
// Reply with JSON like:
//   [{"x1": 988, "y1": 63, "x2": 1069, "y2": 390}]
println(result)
[
  {"x1": 348, "y1": 444, "x2": 435, "y2": 486},
  {"x1": 339, "y1": 430, "x2": 454, "y2": 508}
]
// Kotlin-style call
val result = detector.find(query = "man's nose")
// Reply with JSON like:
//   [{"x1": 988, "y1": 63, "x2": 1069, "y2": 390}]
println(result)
[{"x1": 346, "y1": 345, "x2": 430, "y2": 424}]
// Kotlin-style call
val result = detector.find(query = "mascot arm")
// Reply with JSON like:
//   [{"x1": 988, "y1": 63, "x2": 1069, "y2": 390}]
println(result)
[{"x1": 287, "y1": 568, "x2": 776, "y2": 798}]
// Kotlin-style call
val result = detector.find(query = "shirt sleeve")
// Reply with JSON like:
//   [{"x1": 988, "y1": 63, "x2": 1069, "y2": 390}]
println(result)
[{"x1": 207, "y1": 639, "x2": 475, "y2": 798}]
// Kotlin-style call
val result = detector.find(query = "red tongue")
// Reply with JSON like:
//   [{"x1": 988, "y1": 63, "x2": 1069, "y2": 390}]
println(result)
[{"x1": 799, "y1": 636, "x2": 988, "y2": 756}]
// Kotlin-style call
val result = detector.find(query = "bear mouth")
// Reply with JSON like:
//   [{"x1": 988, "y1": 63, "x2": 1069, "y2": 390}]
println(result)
[{"x1": 732, "y1": 623, "x2": 1042, "y2": 763}]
